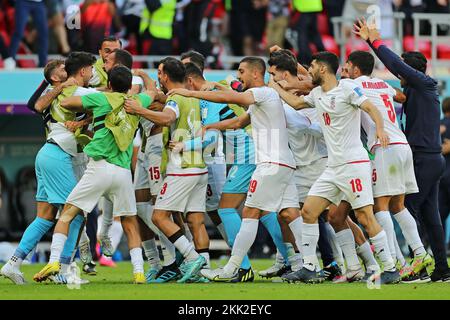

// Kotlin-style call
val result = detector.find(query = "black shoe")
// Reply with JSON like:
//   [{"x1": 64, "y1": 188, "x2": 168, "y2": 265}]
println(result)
[
  {"x1": 380, "y1": 269, "x2": 401, "y2": 284},
  {"x1": 430, "y1": 268, "x2": 450, "y2": 283},
  {"x1": 322, "y1": 262, "x2": 343, "y2": 281},
  {"x1": 402, "y1": 268, "x2": 431, "y2": 284},
  {"x1": 281, "y1": 267, "x2": 324, "y2": 284},
  {"x1": 149, "y1": 262, "x2": 181, "y2": 283},
  {"x1": 230, "y1": 268, "x2": 254, "y2": 283},
  {"x1": 82, "y1": 261, "x2": 97, "y2": 276}
]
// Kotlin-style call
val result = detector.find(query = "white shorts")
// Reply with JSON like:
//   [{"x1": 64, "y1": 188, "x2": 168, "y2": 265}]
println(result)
[
  {"x1": 134, "y1": 150, "x2": 150, "y2": 190},
  {"x1": 154, "y1": 173, "x2": 208, "y2": 214},
  {"x1": 371, "y1": 144, "x2": 419, "y2": 198},
  {"x1": 308, "y1": 161, "x2": 374, "y2": 209},
  {"x1": 206, "y1": 163, "x2": 226, "y2": 212},
  {"x1": 67, "y1": 159, "x2": 136, "y2": 217},
  {"x1": 295, "y1": 157, "x2": 327, "y2": 204},
  {"x1": 245, "y1": 163, "x2": 299, "y2": 212},
  {"x1": 72, "y1": 153, "x2": 88, "y2": 181},
  {"x1": 147, "y1": 133, "x2": 163, "y2": 196}
]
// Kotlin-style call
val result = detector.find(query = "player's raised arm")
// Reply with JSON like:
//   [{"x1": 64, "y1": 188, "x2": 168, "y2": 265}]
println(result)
[
  {"x1": 360, "y1": 99, "x2": 390, "y2": 148},
  {"x1": 167, "y1": 88, "x2": 255, "y2": 108},
  {"x1": 60, "y1": 96, "x2": 84, "y2": 112},
  {"x1": 269, "y1": 80, "x2": 309, "y2": 110}
]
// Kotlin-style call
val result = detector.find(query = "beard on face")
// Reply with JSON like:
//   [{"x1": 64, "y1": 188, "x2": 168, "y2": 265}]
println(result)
[{"x1": 311, "y1": 73, "x2": 323, "y2": 86}]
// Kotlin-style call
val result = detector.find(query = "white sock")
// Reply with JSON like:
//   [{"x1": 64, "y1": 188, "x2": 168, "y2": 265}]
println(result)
[
  {"x1": 370, "y1": 230, "x2": 396, "y2": 271},
  {"x1": 184, "y1": 223, "x2": 193, "y2": 242},
  {"x1": 130, "y1": 247, "x2": 144, "y2": 274},
  {"x1": 109, "y1": 220, "x2": 123, "y2": 252},
  {"x1": 61, "y1": 263, "x2": 70, "y2": 275},
  {"x1": 393, "y1": 208, "x2": 426, "y2": 257},
  {"x1": 356, "y1": 241, "x2": 380, "y2": 272},
  {"x1": 375, "y1": 211, "x2": 396, "y2": 260},
  {"x1": 216, "y1": 222, "x2": 229, "y2": 244},
  {"x1": 288, "y1": 217, "x2": 303, "y2": 257},
  {"x1": 393, "y1": 235, "x2": 407, "y2": 267},
  {"x1": 159, "y1": 233, "x2": 176, "y2": 266},
  {"x1": 142, "y1": 239, "x2": 160, "y2": 269},
  {"x1": 79, "y1": 226, "x2": 89, "y2": 246},
  {"x1": 325, "y1": 222, "x2": 345, "y2": 268},
  {"x1": 49, "y1": 233, "x2": 67, "y2": 263},
  {"x1": 225, "y1": 218, "x2": 259, "y2": 274},
  {"x1": 9, "y1": 256, "x2": 23, "y2": 269},
  {"x1": 99, "y1": 199, "x2": 114, "y2": 239},
  {"x1": 301, "y1": 223, "x2": 320, "y2": 272},
  {"x1": 199, "y1": 252, "x2": 210, "y2": 269},
  {"x1": 288, "y1": 253, "x2": 303, "y2": 271},
  {"x1": 336, "y1": 229, "x2": 361, "y2": 271},
  {"x1": 173, "y1": 235, "x2": 198, "y2": 261}
]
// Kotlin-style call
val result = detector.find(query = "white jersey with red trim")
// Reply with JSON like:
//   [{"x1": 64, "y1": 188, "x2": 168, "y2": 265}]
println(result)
[
  {"x1": 356, "y1": 76, "x2": 408, "y2": 150},
  {"x1": 303, "y1": 79, "x2": 369, "y2": 167},
  {"x1": 247, "y1": 86, "x2": 296, "y2": 168}
]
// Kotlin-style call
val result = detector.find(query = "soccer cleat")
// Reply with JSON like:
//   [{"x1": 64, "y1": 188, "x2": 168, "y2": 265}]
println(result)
[
  {"x1": 331, "y1": 274, "x2": 348, "y2": 284},
  {"x1": 186, "y1": 273, "x2": 210, "y2": 283},
  {"x1": 177, "y1": 255, "x2": 206, "y2": 283},
  {"x1": 362, "y1": 269, "x2": 380, "y2": 282},
  {"x1": 145, "y1": 267, "x2": 162, "y2": 282},
  {"x1": 281, "y1": 267, "x2": 324, "y2": 284},
  {"x1": 175, "y1": 250, "x2": 184, "y2": 267},
  {"x1": 99, "y1": 255, "x2": 116, "y2": 267},
  {"x1": 200, "y1": 267, "x2": 238, "y2": 282},
  {"x1": 98, "y1": 237, "x2": 114, "y2": 257},
  {"x1": 49, "y1": 272, "x2": 90, "y2": 285},
  {"x1": 430, "y1": 268, "x2": 450, "y2": 283},
  {"x1": 322, "y1": 262, "x2": 343, "y2": 281},
  {"x1": 230, "y1": 268, "x2": 255, "y2": 283},
  {"x1": 133, "y1": 272, "x2": 146, "y2": 284},
  {"x1": 82, "y1": 261, "x2": 97, "y2": 275},
  {"x1": 379, "y1": 269, "x2": 401, "y2": 284},
  {"x1": 258, "y1": 262, "x2": 290, "y2": 279},
  {"x1": 33, "y1": 261, "x2": 61, "y2": 282},
  {"x1": 401, "y1": 268, "x2": 431, "y2": 284},
  {"x1": 149, "y1": 263, "x2": 181, "y2": 283},
  {"x1": 411, "y1": 253, "x2": 433, "y2": 274},
  {"x1": 1, "y1": 262, "x2": 26, "y2": 285},
  {"x1": 345, "y1": 268, "x2": 365, "y2": 283},
  {"x1": 78, "y1": 241, "x2": 93, "y2": 264}
]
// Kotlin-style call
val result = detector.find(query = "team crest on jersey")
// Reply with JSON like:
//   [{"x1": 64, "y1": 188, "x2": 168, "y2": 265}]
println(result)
[
  {"x1": 166, "y1": 100, "x2": 178, "y2": 109},
  {"x1": 330, "y1": 96, "x2": 336, "y2": 109}
]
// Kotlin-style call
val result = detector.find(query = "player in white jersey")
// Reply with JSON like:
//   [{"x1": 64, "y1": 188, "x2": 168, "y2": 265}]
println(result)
[
  {"x1": 169, "y1": 57, "x2": 304, "y2": 282},
  {"x1": 266, "y1": 50, "x2": 343, "y2": 281},
  {"x1": 271, "y1": 51, "x2": 401, "y2": 284},
  {"x1": 346, "y1": 51, "x2": 432, "y2": 282}
]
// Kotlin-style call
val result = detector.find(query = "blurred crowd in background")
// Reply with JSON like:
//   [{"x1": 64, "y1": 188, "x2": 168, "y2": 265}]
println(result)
[{"x1": 0, "y1": 0, "x2": 449, "y2": 70}]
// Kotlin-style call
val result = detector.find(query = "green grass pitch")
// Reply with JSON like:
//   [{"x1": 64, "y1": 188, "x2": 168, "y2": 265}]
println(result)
[{"x1": 1, "y1": 259, "x2": 450, "y2": 300}]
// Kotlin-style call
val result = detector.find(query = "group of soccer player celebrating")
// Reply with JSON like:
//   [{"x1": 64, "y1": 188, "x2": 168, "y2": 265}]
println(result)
[{"x1": 1, "y1": 18, "x2": 449, "y2": 286}]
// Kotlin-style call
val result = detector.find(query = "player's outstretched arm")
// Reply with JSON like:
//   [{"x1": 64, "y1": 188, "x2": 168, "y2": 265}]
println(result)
[
  {"x1": 34, "y1": 77, "x2": 78, "y2": 113},
  {"x1": 204, "y1": 112, "x2": 251, "y2": 132},
  {"x1": 124, "y1": 98, "x2": 176, "y2": 127},
  {"x1": 60, "y1": 96, "x2": 84, "y2": 112},
  {"x1": 360, "y1": 100, "x2": 390, "y2": 147},
  {"x1": 168, "y1": 88, "x2": 255, "y2": 108}
]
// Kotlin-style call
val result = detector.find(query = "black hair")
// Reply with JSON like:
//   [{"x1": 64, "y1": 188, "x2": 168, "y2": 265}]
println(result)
[
  {"x1": 180, "y1": 50, "x2": 205, "y2": 72},
  {"x1": 347, "y1": 51, "x2": 375, "y2": 76},
  {"x1": 239, "y1": 56, "x2": 266, "y2": 76},
  {"x1": 401, "y1": 51, "x2": 427, "y2": 74},
  {"x1": 64, "y1": 51, "x2": 96, "y2": 77},
  {"x1": 184, "y1": 62, "x2": 204, "y2": 80},
  {"x1": 112, "y1": 49, "x2": 133, "y2": 69},
  {"x1": 311, "y1": 51, "x2": 339, "y2": 75},
  {"x1": 100, "y1": 36, "x2": 122, "y2": 50},
  {"x1": 159, "y1": 57, "x2": 186, "y2": 83},
  {"x1": 108, "y1": 65, "x2": 132, "y2": 93},
  {"x1": 268, "y1": 51, "x2": 297, "y2": 76},
  {"x1": 442, "y1": 97, "x2": 450, "y2": 114}
]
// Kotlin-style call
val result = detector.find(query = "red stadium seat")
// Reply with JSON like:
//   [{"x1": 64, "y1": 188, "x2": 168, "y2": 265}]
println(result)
[
  {"x1": 321, "y1": 34, "x2": 340, "y2": 56},
  {"x1": 317, "y1": 12, "x2": 329, "y2": 35},
  {"x1": 345, "y1": 39, "x2": 370, "y2": 58},
  {"x1": 437, "y1": 44, "x2": 450, "y2": 60},
  {"x1": 16, "y1": 43, "x2": 36, "y2": 68},
  {"x1": 403, "y1": 36, "x2": 431, "y2": 59}
]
